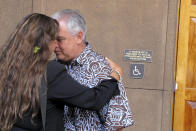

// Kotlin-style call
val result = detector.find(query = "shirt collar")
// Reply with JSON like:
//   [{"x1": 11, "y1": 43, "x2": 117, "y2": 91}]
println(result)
[{"x1": 71, "y1": 42, "x2": 92, "y2": 66}]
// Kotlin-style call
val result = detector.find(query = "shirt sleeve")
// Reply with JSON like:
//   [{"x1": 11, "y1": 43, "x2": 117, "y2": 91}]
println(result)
[{"x1": 47, "y1": 60, "x2": 119, "y2": 111}]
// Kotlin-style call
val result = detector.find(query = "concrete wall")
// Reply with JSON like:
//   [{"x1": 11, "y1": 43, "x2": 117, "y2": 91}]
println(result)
[
  {"x1": 0, "y1": 0, "x2": 178, "y2": 130},
  {"x1": 0, "y1": 0, "x2": 32, "y2": 46}
]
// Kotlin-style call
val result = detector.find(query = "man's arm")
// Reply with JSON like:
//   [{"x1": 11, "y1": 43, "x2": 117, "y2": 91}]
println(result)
[{"x1": 102, "y1": 57, "x2": 134, "y2": 130}]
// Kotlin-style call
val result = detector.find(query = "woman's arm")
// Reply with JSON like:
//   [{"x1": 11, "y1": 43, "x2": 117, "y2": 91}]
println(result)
[{"x1": 47, "y1": 60, "x2": 119, "y2": 111}]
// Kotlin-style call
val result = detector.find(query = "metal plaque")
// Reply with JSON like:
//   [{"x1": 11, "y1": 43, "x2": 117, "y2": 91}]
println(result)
[
  {"x1": 124, "y1": 49, "x2": 152, "y2": 62},
  {"x1": 130, "y1": 63, "x2": 144, "y2": 79}
]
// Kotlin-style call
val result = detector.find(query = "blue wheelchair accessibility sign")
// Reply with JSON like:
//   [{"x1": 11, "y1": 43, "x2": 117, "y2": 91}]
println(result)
[{"x1": 130, "y1": 63, "x2": 144, "y2": 79}]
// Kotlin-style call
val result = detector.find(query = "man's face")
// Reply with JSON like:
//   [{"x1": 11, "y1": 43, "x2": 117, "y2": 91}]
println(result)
[{"x1": 55, "y1": 20, "x2": 79, "y2": 62}]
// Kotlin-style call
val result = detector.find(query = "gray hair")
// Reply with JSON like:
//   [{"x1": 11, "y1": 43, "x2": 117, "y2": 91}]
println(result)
[{"x1": 52, "y1": 9, "x2": 87, "y2": 40}]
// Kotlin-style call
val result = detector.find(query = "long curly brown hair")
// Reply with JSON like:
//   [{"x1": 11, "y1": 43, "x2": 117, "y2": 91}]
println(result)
[{"x1": 0, "y1": 13, "x2": 58, "y2": 131}]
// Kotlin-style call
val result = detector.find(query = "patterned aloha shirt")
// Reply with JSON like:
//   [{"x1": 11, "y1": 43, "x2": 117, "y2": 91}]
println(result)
[{"x1": 62, "y1": 43, "x2": 134, "y2": 131}]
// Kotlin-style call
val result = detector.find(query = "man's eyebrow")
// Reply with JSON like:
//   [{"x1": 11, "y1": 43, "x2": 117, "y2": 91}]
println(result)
[{"x1": 57, "y1": 36, "x2": 66, "y2": 40}]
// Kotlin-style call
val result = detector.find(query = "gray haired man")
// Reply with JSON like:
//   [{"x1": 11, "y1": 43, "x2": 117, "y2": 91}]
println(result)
[{"x1": 52, "y1": 9, "x2": 134, "y2": 131}]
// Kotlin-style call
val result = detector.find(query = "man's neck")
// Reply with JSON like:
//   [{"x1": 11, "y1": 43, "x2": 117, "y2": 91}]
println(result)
[{"x1": 73, "y1": 41, "x2": 86, "y2": 60}]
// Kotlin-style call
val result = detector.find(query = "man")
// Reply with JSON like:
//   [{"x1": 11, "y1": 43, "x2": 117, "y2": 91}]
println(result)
[{"x1": 52, "y1": 9, "x2": 134, "y2": 130}]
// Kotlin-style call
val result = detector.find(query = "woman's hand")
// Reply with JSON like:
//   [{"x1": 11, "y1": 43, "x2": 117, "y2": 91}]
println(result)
[{"x1": 106, "y1": 57, "x2": 123, "y2": 81}]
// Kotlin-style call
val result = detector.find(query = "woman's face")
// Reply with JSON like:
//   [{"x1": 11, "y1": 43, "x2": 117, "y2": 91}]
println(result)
[{"x1": 48, "y1": 40, "x2": 58, "y2": 53}]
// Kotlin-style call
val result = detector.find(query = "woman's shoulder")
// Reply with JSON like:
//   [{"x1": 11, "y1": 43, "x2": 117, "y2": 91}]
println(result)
[{"x1": 47, "y1": 60, "x2": 67, "y2": 83}]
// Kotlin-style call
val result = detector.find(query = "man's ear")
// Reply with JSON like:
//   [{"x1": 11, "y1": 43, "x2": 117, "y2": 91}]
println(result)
[{"x1": 76, "y1": 31, "x2": 84, "y2": 44}]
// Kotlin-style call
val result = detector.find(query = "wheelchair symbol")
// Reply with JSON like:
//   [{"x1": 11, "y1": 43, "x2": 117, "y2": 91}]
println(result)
[{"x1": 133, "y1": 66, "x2": 141, "y2": 76}]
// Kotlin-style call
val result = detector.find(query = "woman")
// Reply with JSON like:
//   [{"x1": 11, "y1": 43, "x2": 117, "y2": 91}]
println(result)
[{"x1": 0, "y1": 13, "x2": 120, "y2": 131}]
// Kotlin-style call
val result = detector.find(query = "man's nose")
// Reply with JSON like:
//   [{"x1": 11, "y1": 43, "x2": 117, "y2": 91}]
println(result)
[
  {"x1": 52, "y1": 41, "x2": 59, "y2": 51},
  {"x1": 55, "y1": 41, "x2": 60, "y2": 48}
]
